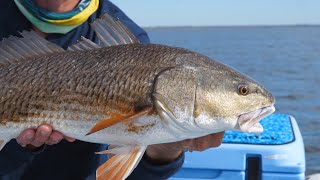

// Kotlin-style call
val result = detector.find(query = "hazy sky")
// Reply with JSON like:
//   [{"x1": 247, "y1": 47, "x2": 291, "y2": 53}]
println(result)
[{"x1": 111, "y1": 0, "x2": 320, "y2": 27}]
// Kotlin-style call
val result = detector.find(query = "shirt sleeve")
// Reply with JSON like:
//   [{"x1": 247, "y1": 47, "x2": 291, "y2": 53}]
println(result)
[
  {"x1": 0, "y1": 140, "x2": 41, "y2": 175},
  {"x1": 0, "y1": 0, "x2": 32, "y2": 40},
  {"x1": 127, "y1": 153, "x2": 185, "y2": 180},
  {"x1": 103, "y1": 1, "x2": 150, "y2": 44},
  {"x1": 45, "y1": 0, "x2": 150, "y2": 49}
]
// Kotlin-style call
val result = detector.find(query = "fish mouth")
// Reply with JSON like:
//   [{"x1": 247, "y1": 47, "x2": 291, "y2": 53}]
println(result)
[{"x1": 237, "y1": 105, "x2": 275, "y2": 134}]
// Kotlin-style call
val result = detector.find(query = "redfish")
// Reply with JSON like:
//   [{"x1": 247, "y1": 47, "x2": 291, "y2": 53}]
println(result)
[{"x1": 0, "y1": 14, "x2": 275, "y2": 180}]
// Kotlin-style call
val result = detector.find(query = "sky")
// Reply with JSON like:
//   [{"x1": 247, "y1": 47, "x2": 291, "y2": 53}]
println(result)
[{"x1": 111, "y1": 0, "x2": 320, "y2": 27}]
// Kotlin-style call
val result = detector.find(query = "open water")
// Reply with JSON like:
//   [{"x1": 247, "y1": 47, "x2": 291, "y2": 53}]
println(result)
[{"x1": 146, "y1": 26, "x2": 320, "y2": 175}]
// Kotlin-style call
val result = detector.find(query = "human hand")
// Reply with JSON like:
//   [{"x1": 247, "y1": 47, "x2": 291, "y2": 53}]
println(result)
[
  {"x1": 16, "y1": 124, "x2": 76, "y2": 149},
  {"x1": 146, "y1": 132, "x2": 225, "y2": 164}
]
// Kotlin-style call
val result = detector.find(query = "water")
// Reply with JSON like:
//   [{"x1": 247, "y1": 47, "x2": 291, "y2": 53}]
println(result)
[{"x1": 146, "y1": 26, "x2": 320, "y2": 175}]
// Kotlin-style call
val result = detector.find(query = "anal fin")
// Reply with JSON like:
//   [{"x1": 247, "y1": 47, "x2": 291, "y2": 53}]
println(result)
[{"x1": 96, "y1": 145, "x2": 147, "y2": 180}]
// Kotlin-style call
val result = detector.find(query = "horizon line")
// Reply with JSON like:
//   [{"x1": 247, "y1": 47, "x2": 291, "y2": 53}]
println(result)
[{"x1": 143, "y1": 24, "x2": 320, "y2": 29}]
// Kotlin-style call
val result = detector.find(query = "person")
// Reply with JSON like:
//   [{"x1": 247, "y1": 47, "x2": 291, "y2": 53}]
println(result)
[{"x1": 0, "y1": 0, "x2": 225, "y2": 179}]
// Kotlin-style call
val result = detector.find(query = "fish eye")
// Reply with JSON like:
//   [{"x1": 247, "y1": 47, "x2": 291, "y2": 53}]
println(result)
[{"x1": 238, "y1": 84, "x2": 249, "y2": 96}]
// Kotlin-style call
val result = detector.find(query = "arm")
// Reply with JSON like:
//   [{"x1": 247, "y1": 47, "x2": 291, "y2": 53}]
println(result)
[
  {"x1": 128, "y1": 132, "x2": 225, "y2": 180},
  {"x1": 0, "y1": 140, "x2": 35, "y2": 175},
  {"x1": 127, "y1": 153, "x2": 185, "y2": 180}
]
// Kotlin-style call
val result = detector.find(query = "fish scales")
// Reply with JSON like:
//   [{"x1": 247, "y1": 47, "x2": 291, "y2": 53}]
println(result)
[
  {"x1": 0, "y1": 13, "x2": 276, "y2": 180},
  {"x1": 0, "y1": 44, "x2": 192, "y2": 126},
  {"x1": 0, "y1": 14, "x2": 275, "y2": 180}
]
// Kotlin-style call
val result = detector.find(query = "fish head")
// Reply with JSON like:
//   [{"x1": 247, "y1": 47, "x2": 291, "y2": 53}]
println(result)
[
  {"x1": 191, "y1": 57, "x2": 275, "y2": 134},
  {"x1": 154, "y1": 51, "x2": 275, "y2": 137}
]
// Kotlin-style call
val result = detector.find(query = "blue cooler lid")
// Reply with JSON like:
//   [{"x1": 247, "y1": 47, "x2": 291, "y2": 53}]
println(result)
[
  {"x1": 172, "y1": 114, "x2": 305, "y2": 179},
  {"x1": 223, "y1": 114, "x2": 295, "y2": 145}
]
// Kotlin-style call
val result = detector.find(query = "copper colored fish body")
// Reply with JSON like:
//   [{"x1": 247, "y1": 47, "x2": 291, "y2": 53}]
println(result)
[
  {"x1": 0, "y1": 14, "x2": 275, "y2": 180},
  {"x1": 0, "y1": 44, "x2": 215, "y2": 144}
]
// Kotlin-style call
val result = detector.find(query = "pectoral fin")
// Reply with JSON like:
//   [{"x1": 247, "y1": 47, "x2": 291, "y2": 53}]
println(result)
[
  {"x1": 96, "y1": 145, "x2": 147, "y2": 180},
  {"x1": 86, "y1": 107, "x2": 153, "y2": 135}
]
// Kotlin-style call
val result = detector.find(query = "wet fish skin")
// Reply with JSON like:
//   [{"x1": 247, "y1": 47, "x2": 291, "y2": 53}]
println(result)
[
  {"x1": 0, "y1": 43, "x2": 275, "y2": 142},
  {"x1": 0, "y1": 13, "x2": 276, "y2": 180},
  {"x1": 0, "y1": 44, "x2": 180, "y2": 125},
  {"x1": 154, "y1": 51, "x2": 275, "y2": 135}
]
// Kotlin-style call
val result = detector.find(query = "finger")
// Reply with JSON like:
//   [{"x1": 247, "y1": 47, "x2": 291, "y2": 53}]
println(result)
[
  {"x1": 16, "y1": 129, "x2": 36, "y2": 147},
  {"x1": 195, "y1": 132, "x2": 225, "y2": 151},
  {"x1": 31, "y1": 124, "x2": 52, "y2": 147},
  {"x1": 210, "y1": 131, "x2": 225, "y2": 147},
  {"x1": 181, "y1": 131, "x2": 225, "y2": 152},
  {"x1": 46, "y1": 131, "x2": 64, "y2": 145},
  {"x1": 193, "y1": 135, "x2": 213, "y2": 151},
  {"x1": 180, "y1": 139, "x2": 194, "y2": 152},
  {"x1": 64, "y1": 136, "x2": 76, "y2": 142}
]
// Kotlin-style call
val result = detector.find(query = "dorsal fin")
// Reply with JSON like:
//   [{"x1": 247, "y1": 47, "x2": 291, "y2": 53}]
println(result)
[
  {"x1": 91, "y1": 13, "x2": 141, "y2": 46},
  {"x1": 68, "y1": 36, "x2": 101, "y2": 51},
  {"x1": 0, "y1": 13, "x2": 141, "y2": 67},
  {"x1": 0, "y1": 31, "x2": 64, "y2": 68},
  {"x1": 67, "y1": 13, "x2": 140, "y2": 51}
]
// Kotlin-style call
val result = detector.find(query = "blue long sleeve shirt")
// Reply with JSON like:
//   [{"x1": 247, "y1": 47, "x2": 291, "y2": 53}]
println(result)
[{"x1": 0, "y1": 1, "x2": 184, "y2": 179}]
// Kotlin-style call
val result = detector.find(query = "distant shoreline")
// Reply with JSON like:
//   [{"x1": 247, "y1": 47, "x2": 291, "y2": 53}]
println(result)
[{"x1": 144, "y1": 24, "x2": 320, "y2": 30}]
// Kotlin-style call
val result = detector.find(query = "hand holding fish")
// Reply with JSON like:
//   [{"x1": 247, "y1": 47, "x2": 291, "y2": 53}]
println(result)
[
  {"x1": 16, "y1": 124, "x2": 75, "y2": 149},
  {"x1": 146, "y1": 132, "x2": 225, "y2": 164}
]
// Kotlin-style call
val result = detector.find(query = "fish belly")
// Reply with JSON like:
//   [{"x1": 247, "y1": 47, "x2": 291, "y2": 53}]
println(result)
[{"x1": 0, "y1": 115, "x2": 180, "y2": 148}]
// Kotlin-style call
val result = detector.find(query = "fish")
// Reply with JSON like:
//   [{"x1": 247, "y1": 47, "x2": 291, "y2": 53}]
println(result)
[{"x1": 0, "y1": 14, "x2": 275, "y2": 180}]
